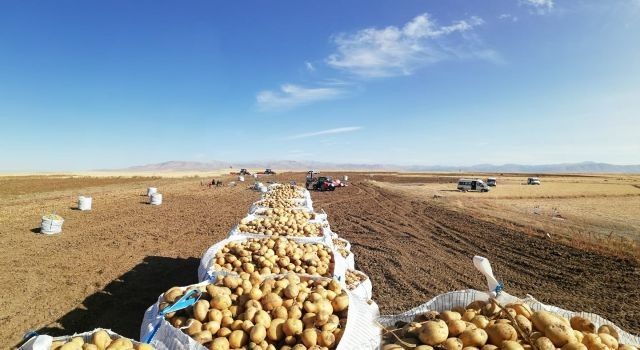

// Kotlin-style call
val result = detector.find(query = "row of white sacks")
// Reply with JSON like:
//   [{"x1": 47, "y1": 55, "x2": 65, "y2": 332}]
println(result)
[{"x1": 141, "y1": 183, "x2": 382, "y2": 349}]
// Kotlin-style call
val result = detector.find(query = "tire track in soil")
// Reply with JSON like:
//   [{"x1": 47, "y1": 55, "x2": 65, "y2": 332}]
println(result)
[{"x1": 312, "y1": 180, "x2": 640, "y2": 335}]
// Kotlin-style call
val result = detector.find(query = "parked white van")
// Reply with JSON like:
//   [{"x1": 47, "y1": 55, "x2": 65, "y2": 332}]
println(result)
[
  {"x1": 457, "y1": 179, "x2": 490, "y2": 192},
  {"x1": 487, "y1": 177, "x2": 497, "y2": 186},
  {"x1": 527, "y1": 177, "x2": 541, "y2": 185}
]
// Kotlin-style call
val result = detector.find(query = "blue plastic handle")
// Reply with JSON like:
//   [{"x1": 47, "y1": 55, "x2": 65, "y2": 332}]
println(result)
[{"x1": 144, "y1": 289, "x2": 202, "y2": 344}]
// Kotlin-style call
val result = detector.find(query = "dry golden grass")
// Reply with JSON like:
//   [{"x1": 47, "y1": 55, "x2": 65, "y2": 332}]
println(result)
[{"x1": 372, "y1": 174, "x2": 640, "y2": 259}]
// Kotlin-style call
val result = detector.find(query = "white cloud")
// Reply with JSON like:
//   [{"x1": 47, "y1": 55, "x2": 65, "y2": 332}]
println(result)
[
  {"x1": 325, "y1": 13, "x2": 489, "y2": 78},
  {"x1": 305, "y1": 61, "x2": 315, "y2": 71},
  {"x1": 521, "y1": 0, "x2": 554, "y2": 14},
  {"x1": 256, "y1": 84, "x2": 345, "y2": 111},
  {"x1": 498, "y1": 13, "x2": 519, "y2": 22},
  {"x1": 287, "y1": 126, "x2": 362, "y2": 140}
]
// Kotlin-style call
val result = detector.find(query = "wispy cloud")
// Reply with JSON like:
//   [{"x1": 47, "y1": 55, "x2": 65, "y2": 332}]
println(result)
[
  {"x1": 305, "y1": 61, "x2": 315, "y2": 72},
  {"x1": 521, "y1": 0, "x2": 554, "y2": 14},
  {"x1": 498, "y1": 13, "x2": 519, "y2": 22},
  {"x1": 287, "y1": 126, "x2": 362, "y2": 140},
  {"x1": 256, "y1": 84, "x2": 345, "y2": 111},
  {"x1": 325, "y1": 13, "x2": 491, "y2": 78}
]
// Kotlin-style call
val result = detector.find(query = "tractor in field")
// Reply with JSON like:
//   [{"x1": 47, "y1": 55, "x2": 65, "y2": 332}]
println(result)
[
  {"x1": 305, "y1": 170, "x2": 335, "y2": 191},
  {"x1": 259, "y1": 168, "x2": 276, "y2": 175}
]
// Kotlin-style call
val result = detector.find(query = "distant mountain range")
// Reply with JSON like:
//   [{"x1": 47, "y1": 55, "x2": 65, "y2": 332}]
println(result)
[{"x1": 117, "y1": 160, "x2": 640, "y2": 173}]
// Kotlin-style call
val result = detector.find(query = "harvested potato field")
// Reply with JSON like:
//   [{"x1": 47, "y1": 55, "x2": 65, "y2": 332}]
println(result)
[{"x1": 1, "y1": 173, "x2": 639, "y2": 347}]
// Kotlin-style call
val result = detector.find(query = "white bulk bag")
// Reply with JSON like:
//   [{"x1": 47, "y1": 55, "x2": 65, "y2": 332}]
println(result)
[
  {"x1": 147, "y1": 187, "x2": 158, "y2": 196},
  {"x1": 150, "y1": 193, "x2": 163, "y2": 205},
  {"x1": 333, "y1": 237, "x2": 352, "y2": 252},
  {"x1": 40, "y1": 215, "x2": 63, "y2": 234},
  {"x1": 197, "y1": 235, "x2": 347, "y2": 283},
  {"x1": 379, "y1": 256, "x2": 640, "y2": 346},
  {"x1": 346, "y1": 269, "x2": 373, "y2": 301},
  {"x1": 140, "y1": 279, "x2": 381, "y2": 350},
  {"x1": 19, "y1": 329, "x2": 145, "y2": 350},
  {"x1": 78, "y1": 196, "x2": 92, "y2": 211}
]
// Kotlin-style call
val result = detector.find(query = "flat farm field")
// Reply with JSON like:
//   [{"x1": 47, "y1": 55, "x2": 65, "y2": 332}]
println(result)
[{"x1": 1, "y1": 172, "x2": 639, "y2": 347}]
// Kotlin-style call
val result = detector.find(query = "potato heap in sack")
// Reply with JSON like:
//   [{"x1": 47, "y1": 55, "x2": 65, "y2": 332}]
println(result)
[
  {"x1": 160, "y1": 273, "x2": 349, "y2": 349},
  {"x1": 263, "y1": 184, "x2": 306, "y2": 201},
  {"x1": 210, "y1": 237, "x2": 334, "y2": 277},
  {"x1": 382, "y1": 299, "x2": 638, "y2": 350},
  {"x1": 50, "y1": 330, "x2": 153, "y2": 350},
  {"x1": 345, "y1": 270, "x2": 368, "y2": 291},
  {"x1": 238, "y1": 210, "x2": 322, "y2": 237}
]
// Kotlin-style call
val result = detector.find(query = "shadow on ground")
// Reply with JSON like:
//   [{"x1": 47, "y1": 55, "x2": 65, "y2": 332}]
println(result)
[{"x1": 35, "y1": 256, "x2": 199, "y2": 340}]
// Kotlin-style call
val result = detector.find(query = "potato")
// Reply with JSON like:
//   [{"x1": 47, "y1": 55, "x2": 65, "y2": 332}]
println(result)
[
  {"x1": 471, "y1": 316, "x2": 490, "y2": 329},
  {"x1": 514, "y1": 315, "x2": 532, "y2": 334},
  {"x1": 82, "y1": 345, "x2": 98, "y2": 350},
  {"x1": 193, "y1": 330, "x2": 213, "y2": 344},
  {"x1": 283, "y1": 318, "x2": 303, "y2": 336},
  {"x1": 250, "y1": 324, "x2": 267, "y2": 343},
  {"x1": 618, "y1": 346, "x2": 638, "y2": 350},
  {"x1": 444, "y1": 337, "x2": 464, "y2": 350},
  {"x1": 59, "y1": 344, "x2": 81, "y2": 350},
  {"x1": 570, "y1": 316, "x2": 596, "y2": 333},
  {"x1": 92, "y1": 330, "x2": 112, "y2": 350},
  {"x1": 545, "y1": 323, "x2": 577, "y2": 347},
  {"x1": 449, "y1": 320, "x2": 468, "y2": 336},
  {"x1": 598, "y1": 326, "x2": 620, "y2": 341},
  {"x1": 501, "y1": 340, "x2": 524, "y2": 350},
  {"x1": 268, "y1": 318, "x2": 286, "y2": 342},
  {"x1": 563, "y1": 343, "x2": 589, "y2": 350},
  {"x1": 482, "y1": 346, "x2": 499, "y2": 350},
  {"x1": 193, "y1": 300, "x2": 210, "y2": 322},
  {"x1": 301, "y1": 328, "x2": 318, "y2": 347},
  {"x1": 531, "y1": 311, "x2": 568, "y2": 332},
  {"x1": 228, "y1": 330, "x2": 248, "y2": 348},
  {"x1": 507, "y1": 304, "x2": 532, "y2": 319},
  {"x1": 318, "y1": 330, "x2": 336, "y2": 347},
  {"x1": 460, "y1": 328, "x2": 488, "y2": 347},
  {"x1": 486, "y1": 324, "x2": 518, "y2": 346},
  {"x1": 599, "y1": 333, "x2": 618, "y2": 350},
  {"x1": 209, "y1": 337, "x2": 230, "y2": 350},
  {"x1": 419, "y1": 320, "x2": 449, "y2": 346},
  {"x1": 535, "y1": 337, "x2": 556, "y2": 350},
  {"x1": 441, "y1": 311, "x2": 463, "y2": 322}
]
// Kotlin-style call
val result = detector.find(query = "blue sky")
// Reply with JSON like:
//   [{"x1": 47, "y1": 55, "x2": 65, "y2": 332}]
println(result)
[{"x1": 1, "y1": 0, "x2": 639, "y2": 171}]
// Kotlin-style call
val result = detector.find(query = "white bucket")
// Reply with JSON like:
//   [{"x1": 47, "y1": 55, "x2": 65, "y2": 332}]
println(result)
[
  {"x1": 40, "y1": 215, "x2": 64, "y2": 234},
  {"x1": 78, "y1": 196, "x2": 92, "y2": 211},
  {"x1": 343, "y1": 175, "x2": 349, "y2": 181},
  {"x1": 150, "y1": 193, "x2": 162, "y2": 205},
  {"x1": 238, "y1": 175, "x2": 245, "y2": 182},
  {"x1": 147, "y1": 187, "x2": 157, "y2": 196}
]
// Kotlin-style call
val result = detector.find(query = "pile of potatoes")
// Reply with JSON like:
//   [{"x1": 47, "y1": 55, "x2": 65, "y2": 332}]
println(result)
[
  {"x1": 210, "y1": 237, "x2": 334, "y2": 277},
  {"x1": 238, "y1": 214, "x2": 322, "y2": 237},
  {"x1": 336, "y1": 248, "x2": 350, "y2": 259},
  {"x1": 255, "y1": 198, "x2": 300, "y2": 210},
  {"x1": 345, "y1": 270, "x2": 368, "y2": 291},
  {"x1": 255, "y1": 208, "x2": 317, "y2": 222},
  {"x1": 160, "y1": 273, "x2": 349, "y2": 350},
  {"x1": 263, "y1": 184, "x2": 306, "y2": 202},
  {"x1": 382, "y1": 299, "x2": 639, "y2": 350},
  {"x1": 50, "y1": 330, "x2": 153, "y2": 350},
  {"x1": 331, "y1": 239, "x2": 347, "y2": 250}
]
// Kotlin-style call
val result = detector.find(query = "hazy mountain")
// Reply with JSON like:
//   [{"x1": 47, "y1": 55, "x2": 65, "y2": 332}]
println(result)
[{"x1": 117, "y1": 160, "x2": 640, "y2": 173}]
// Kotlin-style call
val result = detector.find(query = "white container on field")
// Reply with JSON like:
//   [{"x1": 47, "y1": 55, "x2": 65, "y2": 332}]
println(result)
[
  {"x1": 238, "y1": 175, "x2": 245, "y2": 182},
  {"x1": 343, "y1": 175, "x2": 349, "y2": 181},
  {"x1": 40, "y1": 214, "x2": 64, "y2": 234},
  {"x1": 150, "y1": 193, "x2": 162, "y2": 205},
  {"x1": 147, "y1": 187, "x2": 157, "y2": 196},
  {"x1": 78, "y1": 196, "x2": 92, "y2": 211}
]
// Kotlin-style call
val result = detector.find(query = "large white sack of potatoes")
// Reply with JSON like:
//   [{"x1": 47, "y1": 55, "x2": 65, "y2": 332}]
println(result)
[
  {"x1": 345, "y1": 269, "x2": 373, "y2": 301},
  {"x1": 19, "y1": 328, "x2": 149, "y2": 350},
  {"x1": 140, "y1": 278, "x2": 381, "y2": 350},
  {"x1": 197, "y1": 235, "x2": 348, "y2": 283}
]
